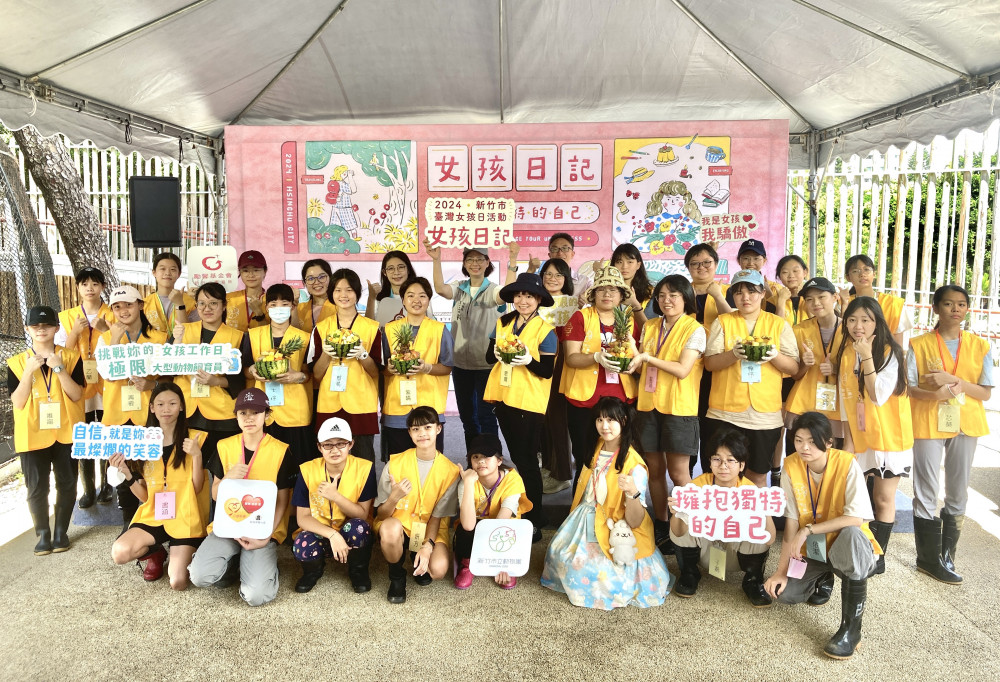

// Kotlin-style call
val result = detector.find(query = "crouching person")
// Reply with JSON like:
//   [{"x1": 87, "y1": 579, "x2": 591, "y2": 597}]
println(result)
[
  {"x1": 188, "y1": 388, "x2": 296, "y2": 606},
  {"x1": 669, "y1": 427, "x2": 776, "y2": 606},
  {"x1": 292, "y1": 418, "x2": 376, "y2": 594},
  {"x1": 764, "y1": 412, "x2": 880, "y2": 660}
]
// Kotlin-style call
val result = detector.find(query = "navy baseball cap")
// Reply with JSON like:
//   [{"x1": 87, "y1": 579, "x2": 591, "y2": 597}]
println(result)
[{"x1": 738, "y1": 239, "x2": 766, "y2": 257}]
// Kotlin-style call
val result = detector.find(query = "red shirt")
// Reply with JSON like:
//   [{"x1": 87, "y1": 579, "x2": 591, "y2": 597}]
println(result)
[{"x1": 563, "y1": 310, "x2": 641, "y2": 408}]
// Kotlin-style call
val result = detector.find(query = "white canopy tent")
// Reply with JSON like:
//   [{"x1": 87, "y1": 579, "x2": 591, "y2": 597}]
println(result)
[{"x1": 2, "y1": 0, "x2": 999, "y2": 262}]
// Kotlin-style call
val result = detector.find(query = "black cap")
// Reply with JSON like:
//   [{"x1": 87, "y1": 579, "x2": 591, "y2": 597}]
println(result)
[
  {"x1": 466, "y1": 433, "x2": 505, "y2": 468},
  {"x1": 738, "y1": 239, "x2": 766, "y2": 257},
  {"x1": 75, "y1": 267, "x2": 106, "y2": 285},
  {"x1": 25, "y1": 306, "x2": 58, "y2": 326},
  {"x1": 800, "y1": 276, "x2": 837, "y2": 295}
]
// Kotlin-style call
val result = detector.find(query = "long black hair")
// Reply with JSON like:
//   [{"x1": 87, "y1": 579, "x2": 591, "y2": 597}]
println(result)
[
  {"x1": 834, "y1": 296, "x2": 906, "y2": 398},
  {"x1": 594, "y1": 396, "x2": 639, "y2": 473},
  {"x1": 377, "y1": 251, "x2": 418, "y2": 301},
  {"x1": 932, "y1": 284, "x2": 970, "y2": 329},
  {"x1": 611, "y1": 243, "x2": 652, "y2": 304},
  {"x1": 147, "y1": 383, "x2": 190, "y2": 470}
]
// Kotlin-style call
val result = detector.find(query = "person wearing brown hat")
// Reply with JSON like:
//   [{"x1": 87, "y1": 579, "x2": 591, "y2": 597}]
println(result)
[
  {"x1": 483, "y1": 272, "x2": 558, "y2": 542},
  {"x1": 227, "y1": 250, "x2": 269, "y2": 332},
  {"x1": 9, "y1": 306, "x2": 86, "y2": 555},
  {"x1": 188, "y1": 388, "x2": 298, "y2": 606}
]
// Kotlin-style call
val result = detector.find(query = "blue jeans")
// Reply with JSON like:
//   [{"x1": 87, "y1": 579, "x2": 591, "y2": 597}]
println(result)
[{"x1": 452, "y1": 366, "x2": 499, "y2": 447}]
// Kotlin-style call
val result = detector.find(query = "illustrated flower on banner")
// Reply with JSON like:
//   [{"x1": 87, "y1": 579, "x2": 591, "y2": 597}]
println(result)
[
  {"x1": 649, "y1": 241, "x2": 666, "y2": 255},
  {"x1": 307, "y1": 198, "x2": 325, "y2": 218}
]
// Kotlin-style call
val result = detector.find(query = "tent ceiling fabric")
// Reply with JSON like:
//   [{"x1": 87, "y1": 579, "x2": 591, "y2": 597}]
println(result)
[{"x1": 0, "y1": 0, "x2": 997, "y2": 169}]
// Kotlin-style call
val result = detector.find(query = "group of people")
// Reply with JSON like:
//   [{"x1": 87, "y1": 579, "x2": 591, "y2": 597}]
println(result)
[{"x1": 9, "y1": 232, "x2": 993, "y2": 660}]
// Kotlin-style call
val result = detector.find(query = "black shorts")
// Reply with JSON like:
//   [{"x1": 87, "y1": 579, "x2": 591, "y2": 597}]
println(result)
[
  {"x1": 705, "y1": 419, "x2": 782, "y2": 475},
  {"x1": 129, "y1": 523, "x2": 204, "y2": 548},
  {"x1": 638, "y1": 412, "x2": 700, "y2": 458}
]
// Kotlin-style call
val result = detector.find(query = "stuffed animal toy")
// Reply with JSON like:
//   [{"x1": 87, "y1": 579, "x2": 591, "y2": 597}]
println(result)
[{"x1": 607, "y1": 518, "x2": 638, "y2": 566}]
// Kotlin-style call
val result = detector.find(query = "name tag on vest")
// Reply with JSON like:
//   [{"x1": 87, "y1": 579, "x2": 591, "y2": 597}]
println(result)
[
  {"x1": 329, "y1": 366, "x2": 348, "y2": 392},
  {"x1": 708, "y1": 544, "x2": 727, "y2": 580},
  {"x1": 740, "y1": 360, "x2": 761, "y2": 383},
  {"x1": 806, "y1": 533, "x2": 827, "y2": 562},
  {"x1": 399, "y1": 379, "x2": 417, "y2": 406},
  {"x1": 39, "y1": 402, "x2": 61, "y2": 430},
  {"x1": 121, "y1": 384, "x2": 142, "y2": 412},
  {"x1": 500, "y1": 364, "x2": 513, "y2": 387},
  {"x1": 265, "y1": 381, "x2": 285, "y2": 407},
  {"x1": 154, "y1": 491, "x2": 176, "y2": 520},
  {"x1": 190, "y1": 377, "x2": 211, "y2": 398},
  {"x1": 83, "y1": 360, "x2": 99, "y2": 385},
  {"x1": 644, "y1": 368, "x2": 658, "y2": 392},
  {"x1": 815, "y1": 382, "x2": 836, "y2": 411},
  {"x1": 937, "y1": 402, "x2": 960, "y2": 433}
]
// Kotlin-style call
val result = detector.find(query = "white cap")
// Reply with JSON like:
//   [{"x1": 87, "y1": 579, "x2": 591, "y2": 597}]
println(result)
[
  {"x1": 317, "y1": 417, "x2": 353, "y2": 442},
  {"x1": 108, "y1": 285, "x2": 144, "y2": 305}
]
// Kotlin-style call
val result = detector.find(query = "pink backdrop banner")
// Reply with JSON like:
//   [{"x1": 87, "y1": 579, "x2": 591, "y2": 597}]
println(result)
[{"x1": 225, "y1": 120, "x2": 788, "y2": 290}]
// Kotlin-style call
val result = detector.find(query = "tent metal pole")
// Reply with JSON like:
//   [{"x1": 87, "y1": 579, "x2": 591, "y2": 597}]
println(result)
[
  {"x1": 670, "y1": 0, "x2": 812, "y2": 129},
  {"x1": 808, "y1": 131, "x2": 819, "y2": 273},
  {"x1": 231, "y1": 0, "x2": 352, "y2": 125},
  {"x1": 498, "y1": 0, "x2": 505, "y2": 124},
  {"x1": 30, "y1": 0, "x2": 218, "y2": 80},
  {"x1": 216, "y1": 154, "x2": 227, "y2": 246},
  {"x1": 789, "y1": 0, "x2": 970, "y2": 81}
]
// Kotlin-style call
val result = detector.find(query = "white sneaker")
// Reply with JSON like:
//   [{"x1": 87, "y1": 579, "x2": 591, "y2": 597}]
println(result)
[{"x1": 542, "y1": 473, "x2": 571, "y2": 494}]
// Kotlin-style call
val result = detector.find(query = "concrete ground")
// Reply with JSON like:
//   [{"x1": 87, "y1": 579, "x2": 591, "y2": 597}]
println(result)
[{"x1": 1, "y1": 415, "x2": 999, "y2": 681}]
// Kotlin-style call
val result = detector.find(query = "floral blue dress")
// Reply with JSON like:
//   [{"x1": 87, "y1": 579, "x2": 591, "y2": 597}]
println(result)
[{"x1": 540, "y1": 454, "x2": 673, "y2": 609}]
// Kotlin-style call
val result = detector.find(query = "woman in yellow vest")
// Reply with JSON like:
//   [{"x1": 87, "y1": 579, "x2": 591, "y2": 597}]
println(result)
[
  {"x1": 765, "y1": 412, "x2": 880, "y2": 660},
  {"x1": 834, "y1": 296, "x2": 911, "y2": 576},
  {"x1": 109, "y1": 383, "x2": 209, "y2": 588},
  {"x1": 9, "y1": 306, "x2": 85, "y2": 555},
  {"x1": 541, "y1": 397, "x2": 672, "y2": 609},
  {"x1": 243, "y1": 284, "x2": 313, "y2": 465},
  {"x1": 631, "y1": 275, "x2": 705, "y2": 548},
  {"x1": 381, "y1": 277, "x2": 454, "y2": 456},
  {"x1": 310, "y1": 269, "x2": 382, "y2": 462},
  {"x1": 685, "y1": 244, "x2": 732, "y2": 483},
  {"x1": 292, "y1": 418, "x2": 376, "y2": 594},
  {"x1": 907, "y1": 285, "x2": 993, "y2": 584},
  {"x1": 562, "y1": 266, "x2": 640, "y2": 485},
  {"x1": 293, "y1": 259, "x2": 337, "y2": 332},
  {"x1": 171, "y1": 282, "x2": 246, "y2": 471},
  {"x1": 188, "y1": 388, "x2": 297, "y2": 606},
  {"x1": 838, "y1": 254, "x2": 911, "y2": 346},
  {"x1": 375, "y1": 406, "x2": 461, "y2": 604},
  {"x1": 453, "y1": 434, "x2": 531, "y2": 590},
  {"x1": 669, "y1": 427, "x2": 775, "y2": 605},
  {"x1": 144, "y1": 252, "x2": 197, "y2": 334},
  {"x1": 703, "y1": 270, "x2": 799, "y2": 485},
  {"x1": 56, "y1": 267, "x2": 114, "y2": 508},
  {"x1": 98, "y1": 285, "x2": 168, "y2": 529},
  {"x1": 538, "y1": 258, "x2": 578, "y2": 494},
  {"x1": 484, "y1": 272, "x2": 557, "y2": 541},
  {"x1": 225, "y1": 250, "x2": 269, "y2": 332}
]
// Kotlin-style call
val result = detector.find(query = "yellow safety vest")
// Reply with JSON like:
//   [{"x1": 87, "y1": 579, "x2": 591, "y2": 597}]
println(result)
[
  {"x1": 100, "y1": 328, "x2": 168, "y2": 426},
  {"x1": 9, "y1": 346, "x2": 83, "y2": 452},
  {"x1": 314, "y1": 314, "x2": 380, "y2": 414},
  {"x1": 383, "y1": 318, "x2": 449, "y2": 416},
  {"x1": 908, "y1": 330, "x2": 990, "y2": 439},
  {"x1": 636, "y1": 314, "x2": 703, "y2": 415},
  {"x1": 708, "y1": 312, "x2": 786, "y2": 414},
  {"x1": 248, "y1": 325, "x2": 312, "y2": 427},
  {"x1": 483, "y1": 315, "x2": 555, "y2": 414}
]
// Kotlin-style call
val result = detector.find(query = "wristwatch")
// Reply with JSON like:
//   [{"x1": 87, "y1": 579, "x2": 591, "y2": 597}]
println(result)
[
  {"x1": 507, "y1": 264, "x2": 517, "y2": 272},
  {"x1": 51, "y1": 365, "x2": 63, "y2": 374},
  {"x1": 252, "y1": 314, "x2": 267, "y2": 321},
  {"x1": 177, "y1": 305, "x2": 187, "y2": 310},
  {"x1": 805, "y1": 523, "x2": 814, "y2": 535},
  {"x1": 631, "y1": 491, "x2": 641, "y2": 500},
  {"x1": 358, "y1": 350, "x2": 369, "y2": 361}
]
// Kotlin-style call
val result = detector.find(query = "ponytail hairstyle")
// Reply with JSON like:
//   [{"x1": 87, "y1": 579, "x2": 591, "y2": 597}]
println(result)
[
  {"x1": 594, "y1": 396, "x2": 640, "y2": 473},
  {"x1": 146, "y1": 383, "x2": 190, "y2": 470},
  {"x1": 843, "y1": 254, "x2": 876, "y2": 295},
  {"x1": 834, "y1": 296, "x2": 906, "y2": 398}
]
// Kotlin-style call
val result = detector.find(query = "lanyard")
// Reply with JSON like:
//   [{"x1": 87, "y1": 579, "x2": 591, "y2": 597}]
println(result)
[
  {"x1": 655, "y1": 317, "x2": 675, "y2": 356},
  {"x1": 807, "y1": 469, "x2": 823, "y2": 522},
  {"x1": 338, "y1": 311, "x2": 359, "y2": 332},
  {"x1": 512, "y1": 312, "x2": 537, "y2": 337},
  {"x1": 241, "y1": 434, "x2": 266, "y2": 479},
  {"x1": 79, "y1": 305, "x2": 95, "y2": 358},
  {"x1": 409, "y1": 455, "x2": 435, "y2": 519},
  {"x1": 934, "y1": 331, "x2": 962, "y2": 375},
  {"x1": 790, "y1": 296, "x2": 800, "y2": 326},
  {"x1": 590, "y1": 450, "x2": 617, "y2": 502},
  {"x1": 154, "y1": 294, "x2": 176, "y2": 329},
  {"x1": 816, "y1": 317, "x2": 837, "y2": 382},
  {"x1": 29, "y1": 349, "x2": 55, "y2": 400},
  {"x1": 326, "y1": 468, "x2": 342, "y2": 520},
  {"x1": 477, "y1": 471, "x2": 505, "y2": 517}
]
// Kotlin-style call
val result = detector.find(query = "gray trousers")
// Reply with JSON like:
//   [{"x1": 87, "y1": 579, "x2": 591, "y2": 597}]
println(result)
[
  {"x1": 778, "y1": 526, "x2": 876, "y2": 604},
  {"x1": 188, "y1": 532, "x2": 279, "y2": 607},
  {"x1": 911, "y1": 435, "x2": 977, "y2": 519}
]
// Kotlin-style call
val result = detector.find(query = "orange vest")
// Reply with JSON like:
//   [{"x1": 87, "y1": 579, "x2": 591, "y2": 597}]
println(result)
[
  {"x1": 839, "y1": 344, "x2": 913, "y2": 452},
  {"x1": 58, "y1": 304, "x2": 115, "y2": 401},
  {"x1": 908, "y1": 331, "x2": 990, "y2": 438},
  {"x1": 483, "y1": 315, "x2": 555, "y2": 414},
  {"x1": 176, "y1": 322, "x2": 245, "y2": 421},
  {"x1": 636, "y1": 314, "x2": 703, "y2": 415},
  {"x1": 130, "y1": 429, "x2": 209, "y2": 537},
  {"x1": 99, "y1": 328, "x2": 168, "y2": 426},
  {"x1": 708, "y1": 312, "x2": 787, "y2": 414},
  {"x1": 383, "y1": 318, "x2": 449, "y2": 416},
  {"x1": 314, "y1": 314, "x2": 380, "y2": 414},
  {"x1": 8, "y1": 347, "x2": 83, "y2": 452},
  {"x1": 786, "y1": 318, "x2": 842, "y2": 420},
  {"x1": 374, "y1": 449, "x2": 460, "y2": 546},
  {"x1": 211, "y1": 434, "x2": 291, "y2": 543},
  {"x1": 560, "y1": 307, "x2": 637, "y2": 401}
]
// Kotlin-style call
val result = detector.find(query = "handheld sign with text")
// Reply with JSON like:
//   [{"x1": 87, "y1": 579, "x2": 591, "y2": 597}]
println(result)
[
  {"x1": 95, "y1": 343, "x2": 242, "y2": 382},
  {"x1": 212, "y1": 479, "x2": 278, "y2": 540},
  {"x1": 672, "y1": 484, "x2": 786, "y2": 544},
  {"x1": 469, "y1": 519, "x2": 532, "y2": 577},
  {"x1": 187, "y1": 245, "x2": 239, "y2": 292},
  {"x1": 71, "y1": 423, "x2": 163, "y2": 460}
]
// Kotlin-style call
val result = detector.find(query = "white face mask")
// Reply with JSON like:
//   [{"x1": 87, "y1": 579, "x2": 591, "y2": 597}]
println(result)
[{"x1": 268, "y1": 306, "x2": 292, "y2": 324}]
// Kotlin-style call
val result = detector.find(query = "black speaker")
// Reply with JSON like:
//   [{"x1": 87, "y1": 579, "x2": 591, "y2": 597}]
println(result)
[{"x1": 129, "y1": 176, "x2": 182, "y2": 247}]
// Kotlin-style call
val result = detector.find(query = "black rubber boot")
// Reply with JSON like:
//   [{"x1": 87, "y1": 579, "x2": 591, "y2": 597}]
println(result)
[
  {"x1": 940, "y1": 511, "x2": 964, "y2": 574},
  {"x1": 807, "y1": 571, "x2": 835, "y2": 606},
  {"x1": 738, "y1": 549, "x2": 773, "y2": 607},
  {"x1": 28, "y1": 499, "x2": 52, "y2": 556},
  {"x1": 294, "y1": 559, "x2": 326, "y2": 593},
  {"x1": 770, "y1": 469, "x2": 785, "y2": 531},
  {"x1": 823, "y1": 579, "x2": 866, "y2": 659},
  {"x1": 654, "y1": 519, "x2": 674, "y2": 555},
  {"x1": 347, "y1": 541, "x2": 373, "y2": 593},
  {"x1": 673, "y1": 546, "x2": 702, "y2": 598},
  {"x1": 913, "y1": 516, "x2": 962, "y2": 584},
  {"x1": 51, "y1": 498, "x2": 74, "y2": 553},
  {"x1": 868, "y1": 520, "x2": 893, "y2": 575},
  {"x1": 387, "y1": 556, "x2": 407, "y2": 604},
  {"x1": 96, "y1": 461, "x2": 114, "y2": 504},
  {"x1": 78, "y1": 460, "x2": 96, "y2": 509}
]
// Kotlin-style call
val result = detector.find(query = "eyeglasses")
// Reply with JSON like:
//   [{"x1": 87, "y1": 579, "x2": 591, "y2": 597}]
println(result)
[
  {"x1": 305, "y1": 274, "x2": 329, "y2": 284},
  {"x1": 319, "y1": 441, "x2": 351, "y2": 452},
  {"x1": 543, "y1": 272, "x2": 565, "y2": 279},
  {"x1": 196, "y1": 300, "x2": 222, "y2": 310},
  {"x1": 688, "y1": 260, "x2": 715, "y2": 270},
  {"x1": 849, "y1": 267, "x2": 874, "y2": 277},
  {"x1": 710, "y1": 457, "x2": 740, "y2": 468},
  {"x1": 384, "y1": 265, "x2": 408, "y2": 274},
  {"x1": 548, "y1": 245, "x2": 573, "y2": 254},
  {"x1": 464, "y1": 256, "x2": 487, "y2": 264}
]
